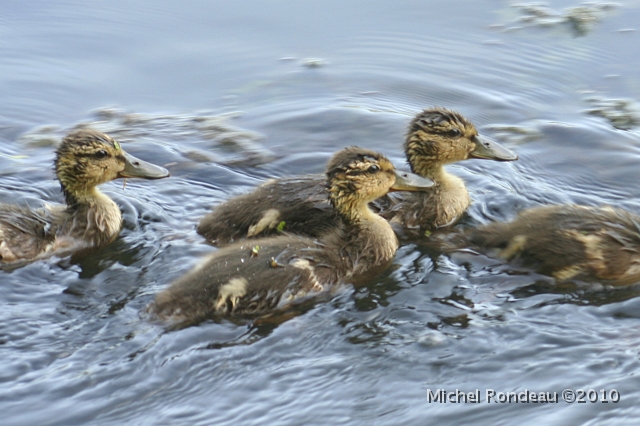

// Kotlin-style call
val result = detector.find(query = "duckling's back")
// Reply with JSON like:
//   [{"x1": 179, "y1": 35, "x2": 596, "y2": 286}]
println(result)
[
  {"x1": 467, "y1": 204, "x2": 640, "y2": 284},
  {"x1": 197, "y1": 175, "x2": 340, "y2": 244},
  {"x1": 0, "y1": 205, "x2": 53, "y2": 263},
  {"x1": 147, "y1": 235, "x2": 342, "y2": 325}
]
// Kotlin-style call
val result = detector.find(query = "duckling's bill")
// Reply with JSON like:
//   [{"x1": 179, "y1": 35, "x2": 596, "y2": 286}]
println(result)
[
  {"x1": 118, "y1": 151, "x2": 170, "y2": 179},
  {"x1": 390, "y1": 170, "x2": 434, "y2": 192},
  {"x1": 470, "y1": 135, "x2": 518, "y2": 162}
]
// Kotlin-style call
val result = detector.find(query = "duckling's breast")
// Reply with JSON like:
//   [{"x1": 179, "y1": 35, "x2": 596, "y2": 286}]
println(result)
[
  {"x1": 348, "y1": 214, "x2": 399, "y2": 283},
  {"x1": 52, "y1": 194, "x2": 122, "y2": 250},
  {"x1": 382, "y1": 176, "x2": 470, "y2": 232},
  {"x1": 432, "y1": 174, "x2": 471, "y2": 228}
]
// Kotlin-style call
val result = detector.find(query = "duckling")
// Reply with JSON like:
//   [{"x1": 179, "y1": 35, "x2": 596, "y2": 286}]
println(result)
[
  {"x1": 465, "y1": 204, "x2": 640, "y2": 285},
  {"x1": 197, "y1": 107, "x2": 517, "y2": 244},
  {"x1": 0, "y1": 129, "x2": 169, "y2": 264},
  {"x1": 147, "y1": 147, "x2": 433, "y2": 325},
  {"x1": 381, "y1": 108, "x2": 517, "y2": 231}
]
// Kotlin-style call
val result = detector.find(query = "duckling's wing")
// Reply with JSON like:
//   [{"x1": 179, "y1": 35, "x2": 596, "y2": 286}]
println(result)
[
  {"x1": 0, "y1": 204, "x2": 53, "y2": 262},
  {"x1": 197, "y1": 175, "x2": 339, "y2": 245}
]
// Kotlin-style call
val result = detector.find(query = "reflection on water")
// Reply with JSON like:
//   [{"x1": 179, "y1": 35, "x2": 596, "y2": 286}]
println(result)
[{"x1": 2, "y1": 0, "x2": 640, "y2": 424}]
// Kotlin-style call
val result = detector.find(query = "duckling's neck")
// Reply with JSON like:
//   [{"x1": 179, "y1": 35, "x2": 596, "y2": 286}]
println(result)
[
  {"x1": 63, "y1": 184, "x2": 100, "y2": 207},
  {"x1": 410, "y1": 159, "x2": 446, "y2": 182},
  {"x1": 59, "y1": 185, "x2": 122, "y2": 245},
  {"x1": 332, "y1": 198, "x2": 367, "y2": 224},
  {"x1": 328, "y1": 180, "x2": 394, "y2": 231},
  {"x1": 410, "y1": 157, "x2": 466, "y2": 195}
]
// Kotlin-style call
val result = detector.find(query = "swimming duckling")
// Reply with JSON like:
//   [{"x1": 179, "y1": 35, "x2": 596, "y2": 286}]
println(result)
[
  {"x1": 147, "y1": 147, "x2": 433, "y2": 325},
  {"x1": 465, "y1": 204, "x2": 640, "y2": 285},
  {"x1": 197, "y1": 107, "x2": 517, "y2": 244},
  {"x1": 0, "y1": 129, "x2": 169, "y2": 264},
  {"x1": 381, "y1": 108, "x2": 517, "y2": 231}
]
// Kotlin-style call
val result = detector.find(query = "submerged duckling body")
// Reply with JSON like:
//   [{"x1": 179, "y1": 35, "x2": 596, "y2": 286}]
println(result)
[
  {"x1": 197, "y1": 108, "x2": 517, "y2": 244},
  {"x1": 466, "y1": 204, "x2": 640, "y2": 285},
  {"x1": 147, "y1": 147, "x2": 433, "y2": 325},
  {"x1": 0, "y1": 129, "x2": 169, "y2": 264}
]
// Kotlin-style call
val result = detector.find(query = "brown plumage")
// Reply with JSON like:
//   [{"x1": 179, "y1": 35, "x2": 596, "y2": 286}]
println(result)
[
  {"x1": 465, "y1": 204, "x2": 640, "y2": 285},
  {"x1": 146, "y1": 147, "x2": 433, "y2": 326},
  {"x1": 0, "y1": 129, "x2": 169, "y2": 265},
  {"x1": 196, "y1": 107, "x2": 517, "y2": 244}
]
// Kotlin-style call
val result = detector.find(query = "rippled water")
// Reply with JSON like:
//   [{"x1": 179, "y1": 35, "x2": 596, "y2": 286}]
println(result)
[{"x1": 2, "y1": 0, "x2": 640, "y2": 424}]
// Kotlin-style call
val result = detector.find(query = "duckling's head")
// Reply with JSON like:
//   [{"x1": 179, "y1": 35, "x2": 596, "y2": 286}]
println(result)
[
  {"x1": 55, "y1": 129, "x2": 170, "y2": 205},
  {"x1": 404, "y1": 108, "x2": 517, "y2": 178},
  {"x1": 326, "y1": 147, "x2": 433, "y2": 222}
]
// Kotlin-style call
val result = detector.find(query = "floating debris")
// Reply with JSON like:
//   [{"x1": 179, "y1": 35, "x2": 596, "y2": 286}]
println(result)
[
  {"x1": 251, "y1": 245, "x2": 260, "y2": 257},
  {"x1": 503, "y1": 2, "x2": 619, "y2": 36},
  {"x1": 181, "y1": 150, "x2": 217, "y2": 163},
  {"x1": 0, "y1": 153, "x2": 28, "y2": 160},
  {"x1": 17, "y1": 125, "x2": 63, "y2": 148},
  {"x1": 269, "y1": 257, "x2": 282, "y2": 268},
  {"x1": 584, "y1": 96, "x2": 640, "y2": 130},
  {"x1": 483, "y1": 124, "x2": 543, "y2": 144},
  {"x1": 17, "y1": 108, "x2": 276, "y2": 167},
  {"x1": 276, "y1": 221, "x2": 286, "y2": 232},
  {"x1": 301, "y1": 58, "x2": 328, "y2": 68},
  {"x1": 565, "y1": 3, "x2": 611, "y2": 36}
]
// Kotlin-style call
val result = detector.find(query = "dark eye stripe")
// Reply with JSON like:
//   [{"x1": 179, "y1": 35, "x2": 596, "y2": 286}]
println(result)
[
  {"x1": 430, "y1": 127, "x2": 461, "y2": 136},
  {"x1": 94, "y1": 150, "x2": 109, "y2": 159},
  {"x1": 73, "y1": 150, "x2": 113, "y2": 159},
  {"x1": 346, "y1": 169, "x2": 367, "y2": 175},
  {"x1": 346, "y1": 164, "x2": 381, "y2": 175},
  {"x1": 74, "y1": 152, "x2": 105, "y2": 158}
]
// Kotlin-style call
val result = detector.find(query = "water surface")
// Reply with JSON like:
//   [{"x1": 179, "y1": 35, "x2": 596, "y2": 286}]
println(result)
[{"x1": 2, "y1": 0, "x2": 640, "y2": 424}]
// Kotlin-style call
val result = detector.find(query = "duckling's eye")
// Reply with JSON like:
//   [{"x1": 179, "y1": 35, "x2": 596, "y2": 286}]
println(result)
[
  {"x1": 367, "y1": 164, "x2": 380, "y2": 174},
  {"x1": 448, "y1": 128, "x2": 461, "y2": 137},
  {"x1": 94, "y1": 150, "x2": 109, "y2": 160}
]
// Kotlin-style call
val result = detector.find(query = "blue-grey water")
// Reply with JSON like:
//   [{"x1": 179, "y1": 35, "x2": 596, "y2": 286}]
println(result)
[{"x1": 2, "y1": 0, "x2": 640, "y2": 424}]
